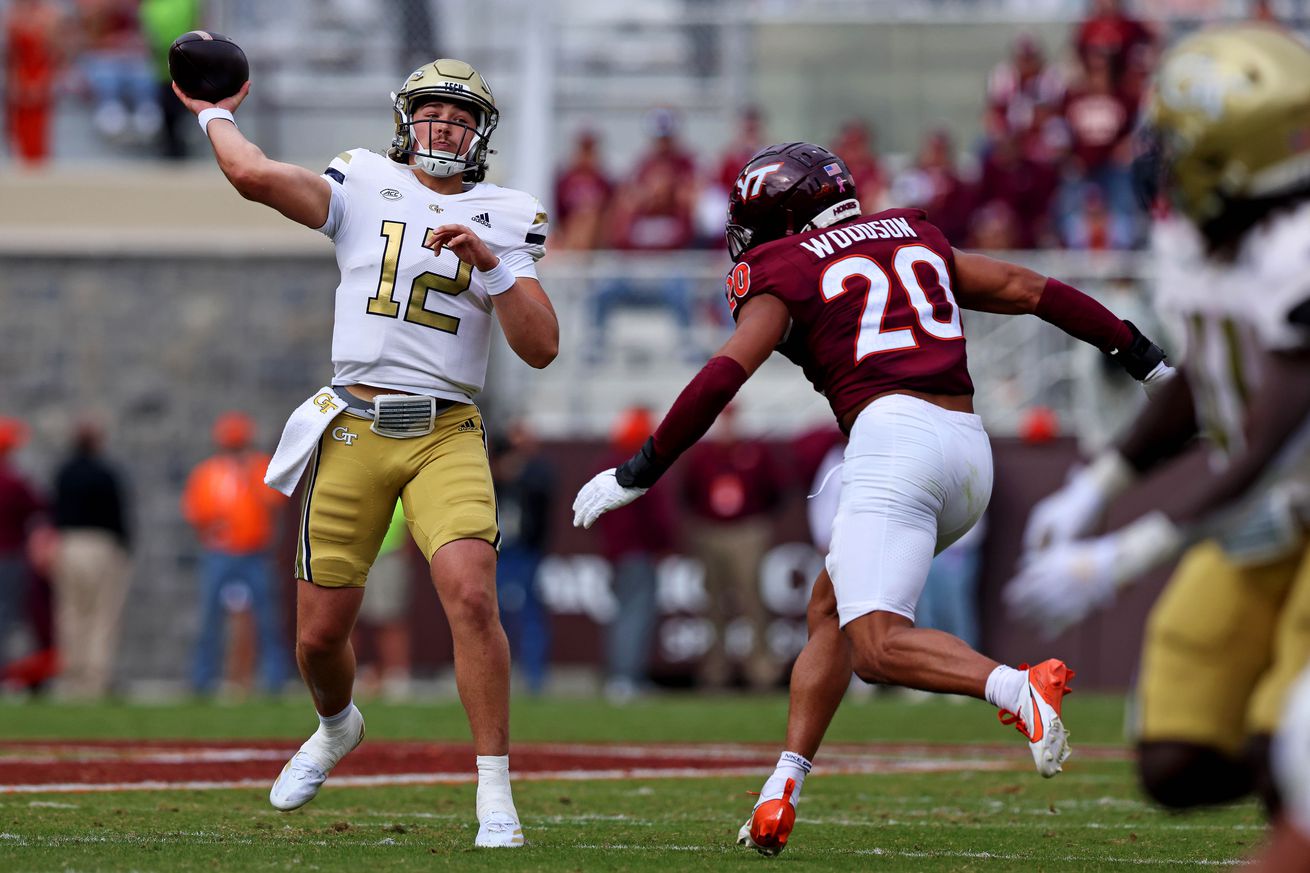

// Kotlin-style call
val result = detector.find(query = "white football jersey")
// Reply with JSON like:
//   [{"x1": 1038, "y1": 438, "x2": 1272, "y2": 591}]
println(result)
[
  {"x1": 1153, "y1": 204, "x2": 1310, "y2": 470},
  {"x1": 315, "y1": 148, "x2": 548, "y2": 402}
]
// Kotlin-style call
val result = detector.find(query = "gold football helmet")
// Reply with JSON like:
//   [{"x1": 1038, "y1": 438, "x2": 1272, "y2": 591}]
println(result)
[
  {"x1": 1146, "y1": 24, "x2": 1310, "y2": 226},
  {"x1": 388, "y1": 58, "x2": 498, "y2": 181}
]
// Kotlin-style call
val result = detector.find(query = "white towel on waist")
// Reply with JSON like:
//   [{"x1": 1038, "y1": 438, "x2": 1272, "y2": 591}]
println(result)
[{"x1": 265, "y1": 386, "x2": 348, "y2": 495}]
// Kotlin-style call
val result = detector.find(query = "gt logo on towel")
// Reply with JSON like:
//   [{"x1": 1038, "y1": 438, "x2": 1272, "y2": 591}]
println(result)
[
  {"x1": 315, "y1": 393, "x2": 340, "y2": 413},
  {"x1": 332, "y1": 426, "x2": 359, "y2": 446}
]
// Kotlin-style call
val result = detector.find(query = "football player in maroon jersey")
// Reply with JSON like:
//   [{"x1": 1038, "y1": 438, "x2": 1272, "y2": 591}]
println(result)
[{"x1": 573, "y1": 142, "x2": 1173, "y2": 855}]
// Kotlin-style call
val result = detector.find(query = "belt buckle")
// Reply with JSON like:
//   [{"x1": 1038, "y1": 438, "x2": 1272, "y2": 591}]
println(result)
[{"x1": 370, "y1": 394, "x2": 436, "y2": 439}]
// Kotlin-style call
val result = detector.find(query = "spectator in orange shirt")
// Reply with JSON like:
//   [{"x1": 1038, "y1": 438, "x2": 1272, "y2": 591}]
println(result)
[{"x1": 182, "y1": 412, "x2": 291, "y2": 696}]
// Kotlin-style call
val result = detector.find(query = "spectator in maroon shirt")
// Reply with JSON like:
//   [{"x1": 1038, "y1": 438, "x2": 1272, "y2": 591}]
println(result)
[
  {"x1": 595, "y1": 407, "x2": 678, "y2": 702},
  {"x1": 632, "y1": 107, "x2": 697, "y2": 184},
  {"x1": 716, "y1": 106, "x2": 766, "y2": 194},
  {"x1": 681, "y1": 404, "x2": 785, "y2": 690},
  {"x1": 1058, "y1": 47, "x2": 1141, "y2": 246},
  {"x1": 985, "y1": 34, "x2": 1066, "y2": 147},
  {"x1": 891, "y1": 128, "x2": 974, "y2": 247},
  {"x1": 0, "y1": 418, "x2": 46, "y2": 678},
  {"x1": 553, "y1": 129, "x2": 613, "y2": 251},
  {"x1": 591, "y1": 110, "x2": 701, "y2": 362},
  {"x1": 974, "y1": 131, "x2": 1059, "y2": 248},
  {"x1": 966, "y1": 199, "x2": 1024, "y2": 251},
  {"x1": 1074, "y1": 0, "x2": 1155, "y2": 81},
  {"x1": 831, "y1": 119, "x2": 887, "y2": 214}
]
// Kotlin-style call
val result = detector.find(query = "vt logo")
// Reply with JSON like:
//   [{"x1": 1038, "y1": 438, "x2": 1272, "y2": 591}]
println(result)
[{"x1": 736, "y1": 162, "x2": 784, "y2": 200}]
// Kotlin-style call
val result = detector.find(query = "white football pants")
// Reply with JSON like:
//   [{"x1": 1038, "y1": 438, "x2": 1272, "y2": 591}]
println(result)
[{"x1": 827, "y1": 394, "x2": 993, "y2": 627}]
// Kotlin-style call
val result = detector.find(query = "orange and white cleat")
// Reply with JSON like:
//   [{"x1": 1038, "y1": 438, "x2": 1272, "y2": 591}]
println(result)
[
  {"x1": 998, "y1": 659, "x2": 1075, "y2": 777},
  {"x1": 736, "y1": 777, "x2": 797, "y2": 857}
]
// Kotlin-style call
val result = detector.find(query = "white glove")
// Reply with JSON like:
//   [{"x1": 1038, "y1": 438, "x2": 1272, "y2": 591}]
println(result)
[
  {"x1": 1022, "y1": 453, "x2": 1135, "y2": 551},
  {"x1": 1140, "y1": 360, "x2": 1178, "y2": 401},
  {"x1": 1005, "y1": 511, "x2": 1183, "y2": 638},
  {"x1": 572, "y1": 468, "x2": 648, "y2": 529}
]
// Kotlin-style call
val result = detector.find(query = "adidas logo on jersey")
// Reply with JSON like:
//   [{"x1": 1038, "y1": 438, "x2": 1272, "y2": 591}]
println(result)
[
  {"x1": 471, "y1": 212, "x2": 492, "y2": 228},
  {"x1": 457, "y1": 418, "x2": 478, "y2": 432}
]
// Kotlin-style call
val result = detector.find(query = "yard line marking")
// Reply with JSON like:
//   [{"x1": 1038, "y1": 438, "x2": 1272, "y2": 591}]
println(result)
[{"x1": 568, "y1": 845, "x2": 1245, "y2": 865}]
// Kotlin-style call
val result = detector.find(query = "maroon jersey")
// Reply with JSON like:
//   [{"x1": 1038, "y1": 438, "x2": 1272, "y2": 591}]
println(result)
[{"x1": 724, "y1": 208, "x2": 973, "y2": 424}]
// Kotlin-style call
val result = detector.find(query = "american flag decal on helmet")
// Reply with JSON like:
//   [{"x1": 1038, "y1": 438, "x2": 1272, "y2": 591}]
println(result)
[{"x1": 824, "y1": 162, "x2": 842, "y2": 176}]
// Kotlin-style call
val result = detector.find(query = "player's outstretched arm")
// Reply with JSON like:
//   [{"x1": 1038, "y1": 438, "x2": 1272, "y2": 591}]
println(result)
[
  {"x1": 952, "y1": 249, "x2": 1173, "y2": 397},
  {"x1": 572, "y1": 295, "x2": 788, "y2": 528},
  {"x1": 172, "y1": 82, "x2": 331, "y2": 230}
]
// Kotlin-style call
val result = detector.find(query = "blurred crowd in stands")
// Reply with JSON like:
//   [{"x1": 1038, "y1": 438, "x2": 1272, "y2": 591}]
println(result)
[
  {"x1": 3, "y1": 1, "x2": 1291, "y2": 255},
  {"x1": 3, "y1": 0, "x2": 201, "y2": 165},
  {"x1": 554, "y1": 0, "x2": 1289, "y2": 255}
]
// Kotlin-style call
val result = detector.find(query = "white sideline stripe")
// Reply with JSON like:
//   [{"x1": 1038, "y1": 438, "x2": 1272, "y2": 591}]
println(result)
[
  {"x1": 856, "y1": 848, "x2": 1245, "y2": 866},
  {"x1": 573, "y1": 845, "x2": 1245, "y2": 865},
  {"x1": 0, "y1": 757, "x2": 1011, "y2": 795}
]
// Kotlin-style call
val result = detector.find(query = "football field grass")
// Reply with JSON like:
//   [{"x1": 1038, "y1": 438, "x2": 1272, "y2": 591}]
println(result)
[{"x1": 1, "y1": 692, "x2": 1262, "y2": 871}]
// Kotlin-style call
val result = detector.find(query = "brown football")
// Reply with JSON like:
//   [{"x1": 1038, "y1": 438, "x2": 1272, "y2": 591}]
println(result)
[{"x1": 168, "y1": 31, "x2": 248, "y2": 103}]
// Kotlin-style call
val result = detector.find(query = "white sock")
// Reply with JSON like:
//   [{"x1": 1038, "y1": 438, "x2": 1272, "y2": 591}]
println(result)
[
  {"x1": 984, "y1": 665, "x2": 1028, "y2": 714},
  {"x1": 476, "y1": 754, "x2": 516, "y2": 820},
  {"x1": 317, "y1": 701, "x2": 357, "y2": 737},
  {"x1": 758, "y1": 751, "x2": 811, "y2": 808}
]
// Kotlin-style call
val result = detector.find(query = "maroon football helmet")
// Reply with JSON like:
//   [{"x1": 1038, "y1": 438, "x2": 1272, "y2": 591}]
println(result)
[{"x1": 725, "y1": 142, "x2": 860, "y2": 259}]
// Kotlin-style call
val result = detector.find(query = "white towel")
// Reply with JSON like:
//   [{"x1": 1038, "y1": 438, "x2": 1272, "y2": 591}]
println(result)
[{"x1": 265, "y1": 386, "x2": 347, "y2": 495}]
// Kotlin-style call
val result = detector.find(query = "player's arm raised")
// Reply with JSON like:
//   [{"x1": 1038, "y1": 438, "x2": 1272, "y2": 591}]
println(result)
[
  {"x1": 571, "y1": 294, "x2": 789, "y2": 528},
  {"x1": 173, "y1": 82, "x2": 331, "y2": 230},
  {"x1": 952, "y1": 248, "x2": 1173, "y2": 395}
]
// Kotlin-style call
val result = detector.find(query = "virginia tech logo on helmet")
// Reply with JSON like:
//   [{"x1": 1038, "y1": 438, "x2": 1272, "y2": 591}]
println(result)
[{"x1": 737, "y1": 162, "x2": 785, "y2": 200}]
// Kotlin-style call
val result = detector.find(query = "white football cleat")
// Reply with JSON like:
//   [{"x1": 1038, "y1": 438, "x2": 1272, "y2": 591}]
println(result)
[
  {"x1": 269, "y1": 705, "x2": 366, "y2": 811},
  {"x1": 475, "y1": 811, "x2": 525, "y2": 848},
  {"x1": 998, "y1": 659, "x2": 1075, "y2": 777}
]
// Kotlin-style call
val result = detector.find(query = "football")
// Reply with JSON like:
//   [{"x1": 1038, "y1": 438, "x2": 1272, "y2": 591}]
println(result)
[{"x1": 168, "y1": 31, "x2": 249, "y2": 103}]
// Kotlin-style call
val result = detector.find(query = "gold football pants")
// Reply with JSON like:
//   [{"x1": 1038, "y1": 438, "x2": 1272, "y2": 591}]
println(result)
[
  {"x1": 1136, "y1": 539, "x2": 1310, "y2": 753},
  {"x1": 295, "y1": 403, "x2": 498, "y2": 587}
]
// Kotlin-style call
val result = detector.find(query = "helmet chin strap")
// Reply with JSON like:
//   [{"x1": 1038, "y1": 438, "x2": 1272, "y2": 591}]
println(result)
[{"x1": 803, "y1": 198, "x2": 862, "y2": 232}]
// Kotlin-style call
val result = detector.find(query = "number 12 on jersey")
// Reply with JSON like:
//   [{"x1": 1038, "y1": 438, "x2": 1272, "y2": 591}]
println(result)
[
  {"x1": 820, "y1": 244, "x2": 962, "y2": 360},
  {"x1": 367, "y1": 220, "x2": 472, "y2": 335}
]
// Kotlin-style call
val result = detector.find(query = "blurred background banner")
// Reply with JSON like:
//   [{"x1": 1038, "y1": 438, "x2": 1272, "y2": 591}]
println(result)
[{"x1": 0, "y1": 0, "x2": 1294, "y2": 696}]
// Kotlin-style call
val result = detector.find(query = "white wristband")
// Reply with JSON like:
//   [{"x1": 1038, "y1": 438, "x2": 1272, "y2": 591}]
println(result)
[
  {"x1": 198, "y1": 108, "x2": 236, "y2": 136},
  {"x1": 479, "y1": 259, "x2": 516, "y2": 296}
]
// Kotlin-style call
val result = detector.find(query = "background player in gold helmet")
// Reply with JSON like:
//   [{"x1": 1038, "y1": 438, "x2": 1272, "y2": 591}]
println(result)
[{"x1": 1006, "y1": 23, "x2": 1310, "y2": 815}]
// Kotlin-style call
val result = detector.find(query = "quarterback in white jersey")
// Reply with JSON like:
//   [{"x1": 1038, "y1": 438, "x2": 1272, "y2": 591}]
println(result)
[
  {"x1": 173, "y1": 56, "x2": 557, "y2": 848},
  {"x1": 1006, "y1": 24, "x2": 1310, "y2": 816},
  {"x1": 318, "y1": 147, "x2": 548, "y2": 400}
]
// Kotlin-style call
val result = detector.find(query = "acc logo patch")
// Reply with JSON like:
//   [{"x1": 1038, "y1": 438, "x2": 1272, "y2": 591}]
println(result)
[{"x1": 380, "y1": 188, "x2": 403, "y2": 201}]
